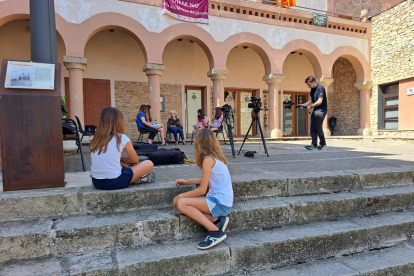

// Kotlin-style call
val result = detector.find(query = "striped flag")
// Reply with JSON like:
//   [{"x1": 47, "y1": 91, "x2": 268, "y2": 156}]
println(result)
[{"x1": 280, "y1": 0, "x2": 296, "y2": 8}]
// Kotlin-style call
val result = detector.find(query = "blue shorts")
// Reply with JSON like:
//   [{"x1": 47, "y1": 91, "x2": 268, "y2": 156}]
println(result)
[
  {"x1": 206, "y1": 197, "x2": 232, "y2": 218},
  {"x1": 92, "y1": 168, "x2": 134, "y2": 190}
]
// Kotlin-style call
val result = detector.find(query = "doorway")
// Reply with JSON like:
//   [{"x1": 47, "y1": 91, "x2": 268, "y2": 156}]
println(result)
[
  {"x1": 64, "y1": 78, "x2": 111, "y2": 127},
  {"x1": 283, "y1": 92, "x2": 309, "y2": 136},
  {"x1": 185, "y1": 87, "x2": 205, "y2": 137},
  {"x1": 224, "y1": 89, "x2": 256, "y2": 137}
]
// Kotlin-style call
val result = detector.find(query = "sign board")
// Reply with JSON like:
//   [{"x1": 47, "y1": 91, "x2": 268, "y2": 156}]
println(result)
[
  {"x1": 163, "y1": 0, "x2": 208, "y2": 24},
  {"x1": 4, "y1": 61, "x2": 55, "y2": 90},
  {"x1": 312, "y1": 13, "x2": 327, "y2": 27},
  {"x1": 408, "y1": 87, "x2": 414, "y2": 96}
]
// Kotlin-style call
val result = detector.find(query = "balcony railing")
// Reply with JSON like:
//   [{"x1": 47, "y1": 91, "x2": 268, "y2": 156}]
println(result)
[{"x1": 209, "y1": 0, "x2": 368, "y2": 34}]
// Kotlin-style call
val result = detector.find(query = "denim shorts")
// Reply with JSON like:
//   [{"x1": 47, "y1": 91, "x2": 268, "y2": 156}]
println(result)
[
  {"x1": 206, "y1": 197, "x2": 232, "y2": 218},
  {"x1": 92, "y1": 168, "x2": 134, "y2": 190}
]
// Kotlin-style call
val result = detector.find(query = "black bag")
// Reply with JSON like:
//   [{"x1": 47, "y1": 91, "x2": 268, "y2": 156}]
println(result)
[
  {"x1": 148, "y1": 148, "x2": 185, "y2": 166},
  {"x1": 62, "y1": 122, "x2": 76, "y2": 135},
  {"x1": 133, "y1": 143, "x2": 158, "y2": 151}
]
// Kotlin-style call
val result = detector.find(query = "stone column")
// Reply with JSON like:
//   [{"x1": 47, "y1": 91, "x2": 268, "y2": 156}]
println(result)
[
  {"x1": 63, "y1": 56, "x2": 87, "y2": 125},
  {"x1": 143, "y1": 63, "x2": 165, "y2": 122},
  {"x1": 355, "y1": 81, "x2": 373, "y2": 136},
  {"x1": 317, "y1": 77, "x2": 334, "y2": 137},
  {"x1": 263, "y1": 74, "x2": 284, "y2": 138},
  {"x1": 207, "y1": 69, "x2": 229, "y2": 108}
]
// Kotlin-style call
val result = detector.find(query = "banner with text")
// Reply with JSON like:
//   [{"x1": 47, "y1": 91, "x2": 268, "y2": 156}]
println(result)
[{"x1": 163, "y1": 0, "x2": 209, "y2": 24}]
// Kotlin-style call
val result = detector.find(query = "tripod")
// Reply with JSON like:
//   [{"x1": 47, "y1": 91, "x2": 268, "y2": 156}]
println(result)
[
  {"x1": 223, "y1": 111, "x2": 235, "y2": 157},
  {"x1": 238, "y1": 111, "x2": 269, "y2": 157}
]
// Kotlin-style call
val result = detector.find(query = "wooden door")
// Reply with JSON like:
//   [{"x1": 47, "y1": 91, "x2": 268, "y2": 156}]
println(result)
[
  {"x1": 64, "y1": 78, "x2": 110, "y2": 126},
  {"x1": 185, "y1": 87, "x2": 205, "y2": 137},
  {"x1": 83, "y1": 78, "x2": 111, "y2": 127},
  {"x1": 282, "y1": 92, "x2": 308, "y2": 136},
  {"x1": 235, "y1": 90, "x2": 256, "y2": 137}
]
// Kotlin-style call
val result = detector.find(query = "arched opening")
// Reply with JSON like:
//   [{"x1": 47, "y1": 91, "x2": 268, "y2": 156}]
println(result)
[
  {"x1": 330, "y1": 57, "x2": 361, "y2": 135},
  {"x1": 281, "y1": 50, "x2": 319, "y2": 137},
  {"x1": 161, "y1": 37, "x2": 211, "y2": 138},
  {"x1": 75, "y1": 27, "x2": 147, "y2": 140},
  {"x1": 225, "y1": 44, "x2": 268, "y2": 137}
]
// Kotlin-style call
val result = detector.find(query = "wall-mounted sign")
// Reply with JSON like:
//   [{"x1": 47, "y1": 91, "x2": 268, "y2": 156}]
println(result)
[
  {"x1": 408, "y1": 87, "x2": 414, "y2": 96},
  {"x1": 4, "y1": 61, "x2": 55, "y2": 90},
  {"x1": 312, "y1": 13, "x2": 327, "y2": 27}
]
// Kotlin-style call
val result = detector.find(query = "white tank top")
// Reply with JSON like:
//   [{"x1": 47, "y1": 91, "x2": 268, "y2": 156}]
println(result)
[{"x1": 206, "y1": 157, "x2": 233, "y2": 207}]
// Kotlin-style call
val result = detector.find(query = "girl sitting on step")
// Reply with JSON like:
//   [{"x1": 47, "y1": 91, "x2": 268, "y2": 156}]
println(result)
[
  {"x1": 90, "y1": 107, "x2": 155, "y2": 190},
  {"x1": 173, "y1": 128, "x2": 233, "y2": 250}
]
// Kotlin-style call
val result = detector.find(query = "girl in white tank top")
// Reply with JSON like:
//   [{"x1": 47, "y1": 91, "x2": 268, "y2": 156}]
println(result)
[{"x1": 173, "y1": 129, "x2": 233, "y2": 250}]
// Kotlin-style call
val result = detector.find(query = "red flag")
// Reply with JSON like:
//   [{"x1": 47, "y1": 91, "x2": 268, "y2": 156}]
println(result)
[{"x1": 280, "y1": 0, "x2": 296, "y2": 8}]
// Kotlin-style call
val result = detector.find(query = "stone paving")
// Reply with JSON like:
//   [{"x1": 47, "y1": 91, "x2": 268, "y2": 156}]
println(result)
[{"x1": 1, "y1": 139, "x2": 414, "y2": 191}]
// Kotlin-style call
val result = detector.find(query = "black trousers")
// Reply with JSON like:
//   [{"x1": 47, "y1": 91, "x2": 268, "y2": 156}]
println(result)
[
  {"x1": 310, "y1": 110, "x2": 327, "y2": 147},
  {"x1": 140, "y1": 125, "x2": 158, "y2": 140}
]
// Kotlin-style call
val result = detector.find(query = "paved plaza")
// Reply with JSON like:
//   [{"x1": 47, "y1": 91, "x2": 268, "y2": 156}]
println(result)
[{"x1": 2, "y1": 139, "x2": 412, "y2": 192}]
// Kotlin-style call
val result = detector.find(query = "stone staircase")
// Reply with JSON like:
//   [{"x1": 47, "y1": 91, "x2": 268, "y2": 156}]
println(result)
[{"x1": 1, "y1": 170, "x2": 414, "y2": 275}]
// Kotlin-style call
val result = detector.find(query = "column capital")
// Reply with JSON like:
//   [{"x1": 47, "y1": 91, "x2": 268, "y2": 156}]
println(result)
[
  {"x1": 63, "y1": 56, "x2": 87, "y2": 71},
  {"x1": 207, "y1": 68, "x2": 229, "y2": 80},
  {"x1": 263, "y1": 74, "x2": 284, "y2": 84},
  {"x1": 143, "y1": 63, "x2": 165, "y2": 76},
  {"x1": 316, "y1": 77, "x2": 334, "y2": 87},
  {"x1": 354, "y1": 80, "x2": 373, "y2": 90}
]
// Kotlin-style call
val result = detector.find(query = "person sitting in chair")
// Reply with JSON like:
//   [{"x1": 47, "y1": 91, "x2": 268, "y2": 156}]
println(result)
[
  {"x1": 167, "y1": 110, "x2": 186, "y2": 145},
  {"x1": 210, "y1": 107, "x2": 223, "y2": 132},
  {"x1": 136, "y1": 105, "x2": 166, "y2": 145},
  {"x1": 193, "y1": 109, "x2": 208, "y2": 135}
]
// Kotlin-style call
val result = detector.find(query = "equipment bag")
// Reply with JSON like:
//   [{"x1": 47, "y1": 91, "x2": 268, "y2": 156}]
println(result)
[
  {"x1": 148, "y1": 148, "x2": 185, "y2": 166},
  {"x1": 133, "y1": 143, "x2": 158, "y2": 151}
]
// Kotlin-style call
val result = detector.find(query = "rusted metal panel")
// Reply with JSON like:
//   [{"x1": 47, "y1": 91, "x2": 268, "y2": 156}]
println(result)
[{"x1": 0, "y1": 60, "x2": 65, "y2": 191}]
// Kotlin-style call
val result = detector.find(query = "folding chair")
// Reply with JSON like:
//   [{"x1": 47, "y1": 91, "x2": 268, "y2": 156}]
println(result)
[
  {"x1": 62, "y1": 118, "x2": 86, "y2": 171},
  {"x1": 136, "y1": 121, "x2": 160, "y2": 143}
]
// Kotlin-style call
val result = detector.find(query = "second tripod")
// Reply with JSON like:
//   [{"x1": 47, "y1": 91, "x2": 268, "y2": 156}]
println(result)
[{"x1": 237, "y1": 97, "x2": 269, "y2": 157}]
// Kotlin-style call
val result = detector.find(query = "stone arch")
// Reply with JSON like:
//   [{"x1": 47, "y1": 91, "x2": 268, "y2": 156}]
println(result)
[
  {"x1": 158, "y1": 24, "x2": 217, "y2": 70},
  {"x1": 278, "y1": 40, "x2": 328, "y2": 79},
  {"x1": 326, "y1": 46, "x2": 370, "y2": 83},
  {"x1": 220, "y1": 33, "x2": 275, "y2": 75},
  {"x1": 67, "y1": 13, "x2": 151, "y2": 61}
]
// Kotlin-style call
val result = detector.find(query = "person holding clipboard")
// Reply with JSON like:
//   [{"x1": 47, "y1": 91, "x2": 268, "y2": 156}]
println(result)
[{"x1": 193, "y1": 109, "x2": 208, "y2": 135}]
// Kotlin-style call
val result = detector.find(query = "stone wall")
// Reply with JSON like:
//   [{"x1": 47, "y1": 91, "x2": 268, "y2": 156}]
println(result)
[
  {"x1": 334, "y1": 0, "x2": 382, "y2": 17},
  {"x1": 114, "y1": 81, "x2": 182, "y2": 140},
  {"x1": 371, "y1": 0, "x2": 414, "y2": 133},
  {"x1": 330, "y1": 58, "x2": 360, "y2": 136}
]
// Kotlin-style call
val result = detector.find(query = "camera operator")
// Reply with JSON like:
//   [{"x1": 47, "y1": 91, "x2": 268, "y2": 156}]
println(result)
[{"x1": 297, "y1": 76, "x2": 327, "y2": 150}]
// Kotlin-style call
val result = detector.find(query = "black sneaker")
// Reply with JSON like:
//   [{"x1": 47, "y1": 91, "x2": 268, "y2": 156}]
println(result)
[
  {"x1": 132, "y1": 172, "x2": 156, "y2": 184},
  {"x1": 197, "y1": 230, "x2": 227, "y2": 250},
  {"x1": 214, "y1": 216, "x2": 229, "y2": 232}
]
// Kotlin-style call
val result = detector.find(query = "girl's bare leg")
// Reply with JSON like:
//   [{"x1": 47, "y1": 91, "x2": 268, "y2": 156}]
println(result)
[
  {"x1": 210, "y1": 127, "x2": 218, "y2": 132},
  {"x1": 176, "y1": 197, "x2": 219, "y2": 231},
  {"x1": 156, "y1": 124, "x2": 166, "y2": 144},
  {"x1": 129, "y1": 160, "x2": 154, "y2": 183}
]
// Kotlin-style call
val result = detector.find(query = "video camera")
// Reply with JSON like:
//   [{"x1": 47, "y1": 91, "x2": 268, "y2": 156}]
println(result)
[
  {"x1": 220, "y1": 104, "x2": 232, "y2": 114},
  {"x1": 248, "y1": 97, "x2": 262, "y2": 113}
]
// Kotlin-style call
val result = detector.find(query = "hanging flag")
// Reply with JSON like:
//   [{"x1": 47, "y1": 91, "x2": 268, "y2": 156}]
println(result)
[
  {"x1": 163, "y1": 0, "x2": 209, "y2": 24},
  {"x1": 280, "y1": 0, "x2": 296, "y2": 8}
]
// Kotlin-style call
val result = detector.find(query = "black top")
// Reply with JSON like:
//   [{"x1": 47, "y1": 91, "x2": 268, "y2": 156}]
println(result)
[
  {"x1": 310, "y1": 84, "x2": 327, "y2": 112},
  {"x1": 167, "y1": 118, "x2": 181, "y2": 129}
]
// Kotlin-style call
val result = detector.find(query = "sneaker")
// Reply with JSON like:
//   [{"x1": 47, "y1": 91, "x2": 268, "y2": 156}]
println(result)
[
  {"x1": 318, "y1": 145, "x2": 328, "y2": 150},
  {"x1": 133, "y1": 172, "x2": 156, "y2": 184},
  {"x1": 306, "y1": 145, "x2": 319, "y2": 150},
  {"x1": 197, "y1": 230, "x2": 227, "y2": 250},
  {"x1": 304, "y1": 144, "x2": 316, "y2": 149},
  {"x1": 214, "y1": 216, "x2": 229, "y2": 232}
]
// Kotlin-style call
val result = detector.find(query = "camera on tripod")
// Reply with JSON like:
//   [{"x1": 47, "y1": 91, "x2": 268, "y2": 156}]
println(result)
[
  {"x1": 220, "y1": 104, "x2": 232, "y2": 114},
  {"x1": 248, "y1": 97, "x2": 262, "y2": 113}
]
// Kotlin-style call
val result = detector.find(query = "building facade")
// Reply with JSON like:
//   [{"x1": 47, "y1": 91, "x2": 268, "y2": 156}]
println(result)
[{"x1": 0, "y1": 0, "x2": 410, "y2": 142}]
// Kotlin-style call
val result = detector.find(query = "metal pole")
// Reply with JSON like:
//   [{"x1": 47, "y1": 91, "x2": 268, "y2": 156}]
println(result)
[{"x1": 30, "y1": 0, "x2": 58, "y2": 63}]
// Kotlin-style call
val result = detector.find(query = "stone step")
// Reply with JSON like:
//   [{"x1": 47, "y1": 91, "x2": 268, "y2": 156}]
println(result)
[
  {"x1": 2, "y1": 185, "x2": 414, "y2": 263},
  {"x1": 229, "y1": 244, "x2": 414, "y2": 275},
  {"x1": 1, "y1": 211, "x2": 414, "y2": 276},
  {"x1": 1, "y1": 170, "x2": 413, "y2": 223}
]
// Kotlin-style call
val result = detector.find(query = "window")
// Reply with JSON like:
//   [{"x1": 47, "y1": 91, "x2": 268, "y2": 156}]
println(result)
[
  {"x1": 382, "y1": 83, "x2": 399, "y2": 130},
  {"x1": 160, "y1": 95, "x2": 165, "y2": 112}
]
